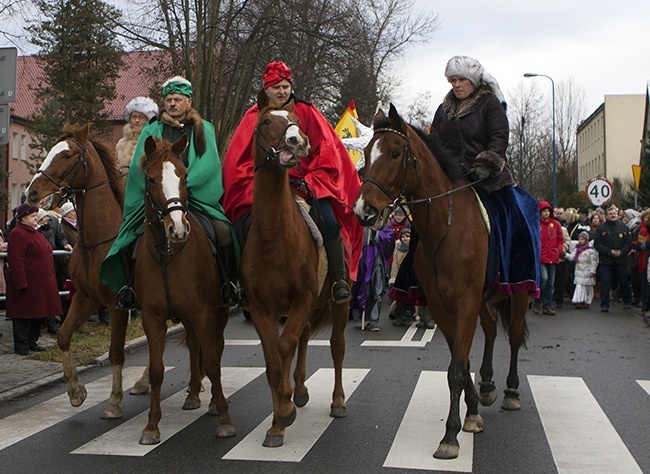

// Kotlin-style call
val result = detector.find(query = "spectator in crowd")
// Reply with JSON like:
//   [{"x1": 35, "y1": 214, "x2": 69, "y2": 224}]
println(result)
[
  {"x1": 6, "y1": 204, "x2": 63, "y2": 355},
  {"x1": 588, "y1": 212, "x2": 602, "y2": 241},
  {"x1": 390, "y1": 227, "x2": 411, "y2": 287},
  {"x1": 623, "y1": 209, "x2": 643, "y2": 305},
  {"x1": 115, "y1": 96, "x2": 159, "y2": 175},
  {"x1": 631, "y1": 210, "x2": 650, "y2": 311},
  {"x1": 553, "y1": 208, "x2": 572, "y2": 309},
  {"x1": 60, "y1": 202, "x2": 78, "y2": 247},
  {"x1": 535, "y1": 201, "x2": 564, "y2": 315},
  {"x1": 0, "y1": 229, "x2": 6, "y2": 337},
  {"x1": 593, "y1": 205, "x2": 632, "y2": 312},
  {"x1": 565, "y1": 231, "x2": 599, "y2": 309}
]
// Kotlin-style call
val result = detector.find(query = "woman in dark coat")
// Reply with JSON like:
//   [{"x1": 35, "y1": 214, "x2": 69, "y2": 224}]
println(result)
[{"x1": 6, "y1": 204, "x2": 62, "y2": 355}]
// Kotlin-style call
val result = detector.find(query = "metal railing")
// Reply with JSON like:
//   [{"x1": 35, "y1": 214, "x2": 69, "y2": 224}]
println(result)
[{"x1": 0, "y1": 249, "x2": 73, "y2": 302}]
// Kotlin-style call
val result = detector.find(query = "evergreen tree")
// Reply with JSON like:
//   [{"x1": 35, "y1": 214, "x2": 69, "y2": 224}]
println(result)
[
  {"x1": 26, "y1": 0, "x2": 124, "y2": 170},
  {"x1": 639, "y1": 141, "x2": 650, "y2": 208}
]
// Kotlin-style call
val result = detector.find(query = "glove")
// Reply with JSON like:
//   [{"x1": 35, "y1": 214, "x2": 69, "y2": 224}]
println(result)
[{"x1": 470, "y1": 150, "x2": 505, "y2": 180}]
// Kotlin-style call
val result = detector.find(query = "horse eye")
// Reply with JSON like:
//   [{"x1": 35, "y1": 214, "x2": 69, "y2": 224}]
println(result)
[
  {"x1": 147, "y1": 177, "x2": 155, "y2": 184},
  {"x1": 263, "y1": 118, "x2": 271, "y2": 125},
  {"x1": 391, "y1": 150, "x2": 401, "y2": 159}
]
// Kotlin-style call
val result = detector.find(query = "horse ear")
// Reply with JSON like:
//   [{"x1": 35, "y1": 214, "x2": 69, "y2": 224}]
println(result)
[
  {"x1": 77, "y1": 122, "x2": 90, "y2": 143},
  {"x1": 388, "y1": 103, "x2": 408, "y2": 134},
  {"x1": 172, "y1": 134, "x2": 188, "y2": 155},
  {"x1": 257, "y1": 88, "x2": 269, "y2": 110},
  {"x1": 372, "y1": 109, "x2": 386, "y2": 129},
  {"x1": 144, "y1": 136, "x2": 157, "y2": 157}
]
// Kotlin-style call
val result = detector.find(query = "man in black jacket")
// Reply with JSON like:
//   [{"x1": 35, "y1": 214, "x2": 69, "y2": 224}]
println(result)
[{"x1": 593, "y1": 205, "x2": 632, "y2": 312}]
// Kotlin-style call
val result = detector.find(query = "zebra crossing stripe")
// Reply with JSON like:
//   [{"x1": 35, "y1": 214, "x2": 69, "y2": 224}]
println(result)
[
  {"x1": 528, "y1": 375, "x2": 642, "y2": 474},
  {"x1": 222, "y1": 367, "x2": 370, "y2": 462},
  {"x1": 0, "y1": 366, "x2": 153, "y2": 452},
  {"x1": 361, "y1": 323, "x2": 436, "y2": 347},
  {"x1": 637, "y1": 380, "x2": 650, "y2": 396},
  {"x1": 384, "y1": 370, "x2": 474, "y2": 472},
  {"x1": 72, "y1": 367, "x2": 265, "y2": 456}
]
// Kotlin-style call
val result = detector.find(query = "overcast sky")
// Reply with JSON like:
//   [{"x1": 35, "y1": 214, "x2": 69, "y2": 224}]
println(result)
[{"x1": 390, "y1": 0, "x2": 650, "y2": 120}]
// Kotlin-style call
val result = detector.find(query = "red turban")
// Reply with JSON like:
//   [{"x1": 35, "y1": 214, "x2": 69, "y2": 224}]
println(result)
[{"x1": 263, "y1": 61, "x2": 292, "y2": 89}]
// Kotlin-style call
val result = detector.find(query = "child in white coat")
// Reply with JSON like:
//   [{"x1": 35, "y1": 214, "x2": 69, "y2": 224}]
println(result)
[{"x1": 565, "y1": 231, "x2": 599, "y2": 309}]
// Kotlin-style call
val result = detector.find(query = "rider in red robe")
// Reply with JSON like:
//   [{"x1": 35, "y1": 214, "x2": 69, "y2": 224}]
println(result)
[{"x1": 222, "y1": 61, "x2": 363, "y2": 299}]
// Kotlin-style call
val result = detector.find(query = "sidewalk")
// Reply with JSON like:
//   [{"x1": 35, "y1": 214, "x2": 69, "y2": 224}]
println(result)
[{"x1": 0, "y1": 311, "x2": 184, "y2": 401}]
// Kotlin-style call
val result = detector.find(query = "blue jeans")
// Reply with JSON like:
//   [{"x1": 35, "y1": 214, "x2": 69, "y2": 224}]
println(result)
[
  {"x1": 599, "y1": 263, "x2": 631, "y2": 308},
  {"x1": 538, "y1": 263, "x2": 557, "y2": 309}
]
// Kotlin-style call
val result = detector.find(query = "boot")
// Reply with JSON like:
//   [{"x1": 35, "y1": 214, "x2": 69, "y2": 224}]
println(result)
[
  {"x1": 217, "y1": 243, "x2": 239, "y2": 308},
  {"x1": 416, "y1": 305, "x2": 436, "y2": 329},
  {"x1": 116, "y1": 250, "x2": 137, "y2": 310},
  {"x1": 324, "y1": 236, "x2": 350, "y2": 303}
]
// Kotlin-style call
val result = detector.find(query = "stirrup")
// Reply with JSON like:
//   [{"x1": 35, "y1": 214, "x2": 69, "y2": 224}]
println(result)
[
  {"x1": 116, "y1": 285, "x2": 137, "y2": 310},
  {"x1": 220, "y1": 281, "x2": 239, "y2": 308},
  {"x1": 331, "y1": 280, "x2": 351, "y2": 304}
]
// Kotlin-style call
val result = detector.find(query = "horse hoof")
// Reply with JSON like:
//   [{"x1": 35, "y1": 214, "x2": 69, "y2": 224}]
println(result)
[
  {"x1": 294, "y1": 390, "x2": 309, "y2": 407},
  {"x1": 462, "y1": 414, "x2": 484, "y2": 433},
  {"x1": 68, "y1": 385, "x2": 87, "y2": 407},
  {"x1": 139, "y1": 430, "x2": 161, "y2": 445},
  {"x1": 182, "y1": 396, "x2": 201, "y2": 410},
  {"x1": 208, "y1": 402, "x2": 219, "y2": 416},
  {"x1": 100, "y1": 405, "x2": 123, "y2": 419},
  {"x1": 433, "y1": 443, "x2": 459, "y2": 459},
  {"x1": 330, "y1": 404, "x2": 347, "y2": 418},
  {"x1": 278, "y1": 407, "x2": 297, "y2": 428},
  {"x1": 263, "y1": 434, "x2": 284, "y2": 448},
  {"x1": 479, "y1": 389, "x2": 497, "y2": 406},
  {"x1": 216, "y1": 424, "x2": 237, "y2": 438},
  {"x1": 502, "y1": 397, "x2": 521, "y2": 411},
  {"x1": 129, "y1": 383, "x2": 150, "y2": 395}
]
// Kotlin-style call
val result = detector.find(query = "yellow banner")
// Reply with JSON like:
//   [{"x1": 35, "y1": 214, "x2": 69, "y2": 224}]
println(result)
[{"x1": 335, "y1": 100, "x2": 362, "y2": 165}]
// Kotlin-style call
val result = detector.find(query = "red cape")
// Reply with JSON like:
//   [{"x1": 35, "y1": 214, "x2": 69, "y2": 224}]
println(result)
[{"x1": 222, "y1": 99, "x2": 363, "y2": 280}]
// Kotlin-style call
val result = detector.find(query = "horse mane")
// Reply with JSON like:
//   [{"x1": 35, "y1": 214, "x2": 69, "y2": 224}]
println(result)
[
  {"x1": 59, "y1": 124, "x2": 124, "y2": 207},
  {"x1": 373, "y1": 115, "x2": 464, "y2": 183}
]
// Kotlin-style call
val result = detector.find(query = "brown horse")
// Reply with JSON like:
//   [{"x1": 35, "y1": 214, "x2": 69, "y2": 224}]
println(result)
[
  {"x1": 24, "y1": 123, "x2": 146, "y2": 419},
  {"x1": 136, "y1": 135, "x2": 234, "y2": 444},
  {"x1": 241, "y1": 91, "x2": 349, "y2": 448},
  {"x1": 354, "y1": 105, "x2": 531, "y2": 459}
]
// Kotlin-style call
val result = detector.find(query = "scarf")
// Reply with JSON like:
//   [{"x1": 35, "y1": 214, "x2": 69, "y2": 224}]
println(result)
[{"x1": 574, "y1": 242, "x2": 590, "y2": 261}]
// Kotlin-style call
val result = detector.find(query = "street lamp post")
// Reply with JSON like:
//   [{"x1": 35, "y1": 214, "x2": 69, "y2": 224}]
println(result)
[{"x1": 524, "y1": 72, "x2": 556, "y2": 207}]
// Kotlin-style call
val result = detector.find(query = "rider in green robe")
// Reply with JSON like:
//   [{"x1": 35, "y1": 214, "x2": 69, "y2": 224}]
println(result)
[{"x1": 100, "y1": 76, "x2": 239, "y2": 308}]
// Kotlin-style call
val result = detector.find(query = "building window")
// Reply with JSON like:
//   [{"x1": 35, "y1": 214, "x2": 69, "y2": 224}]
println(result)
[
  {"x1": 11, "y1": 132, "x2": 19, "y2": 159},
  {"x1": 20, "y1": 134, "x2": 27, "y2": 161},
  {"x1": 11, "y1": 184, "x2": 17, "y2": 210}
]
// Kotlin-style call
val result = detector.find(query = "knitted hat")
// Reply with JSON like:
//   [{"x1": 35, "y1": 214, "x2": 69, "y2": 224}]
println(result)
[
  {"x1": 36, "y1": 208, "x2": 49, "y2": 222},
  {"x1": 263, "y1": 61, "x2": 292, "y2": 89},
  {"x1": 124, "y1": 97, "x2": 159, "y2": 121},
  {"x1": 161, "y1": 76, "x2": 192, "y2": 98},
  {"x1": 578, "y1": 231, "x2": 590, "y2": 241},
  {"x1": 15, "y1": 203, "x2": 38, "y2": 220},
  {"x1": 444, "y1": 55, "x2": 506, "y2": 104},
  {"x1": 61, "y1": 202, "x2": 75, "y2": 217}
]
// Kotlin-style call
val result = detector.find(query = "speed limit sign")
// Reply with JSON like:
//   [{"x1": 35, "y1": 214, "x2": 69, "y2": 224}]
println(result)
[{"x1": 585, "y1": 177, "x2": 613, "y2": 206}]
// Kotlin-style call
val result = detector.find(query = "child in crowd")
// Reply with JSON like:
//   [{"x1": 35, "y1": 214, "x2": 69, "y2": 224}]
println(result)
[
  {"x1": 565, "y1": 231, "x2": 599, "y2": 309},
  {"x1": 389, "y1": 227, "x2": 410, "y2": 286}
]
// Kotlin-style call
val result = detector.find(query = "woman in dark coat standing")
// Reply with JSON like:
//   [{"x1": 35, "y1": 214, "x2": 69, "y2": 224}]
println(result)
[{"x1": 6, "y1": 204, "x2": 63, "y2": 355}]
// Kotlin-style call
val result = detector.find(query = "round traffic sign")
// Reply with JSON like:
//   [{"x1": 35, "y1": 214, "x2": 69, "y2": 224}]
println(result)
[{"x1": 585, "y1": 177, "x2": 613, "y2": 206}]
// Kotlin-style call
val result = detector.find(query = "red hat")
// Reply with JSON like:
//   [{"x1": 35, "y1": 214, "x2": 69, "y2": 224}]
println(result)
[{"x1": 263, "y1": 61, "x2": 292, "y2": 89}]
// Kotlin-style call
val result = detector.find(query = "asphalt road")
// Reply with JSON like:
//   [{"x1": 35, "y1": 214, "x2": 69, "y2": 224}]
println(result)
[{"x1": 0, "y1": 299, "x2": 649, "y2": 474}]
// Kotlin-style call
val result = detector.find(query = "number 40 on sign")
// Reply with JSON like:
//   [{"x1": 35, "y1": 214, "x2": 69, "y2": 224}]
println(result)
[{"x1": 585, "y1": 177, "x2": 613, "y2": 206}]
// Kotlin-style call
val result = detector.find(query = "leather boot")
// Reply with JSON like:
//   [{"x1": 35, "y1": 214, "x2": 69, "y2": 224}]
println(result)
[
  {"x1": 217, "y1": 243, "x2": 239, "y2": 308},
  {"x1": 324, "y1": 236, "x2": 350, "y2": 303},
  {"x1": 116, "y1": 251, "x2": 137, "y2": 310}
]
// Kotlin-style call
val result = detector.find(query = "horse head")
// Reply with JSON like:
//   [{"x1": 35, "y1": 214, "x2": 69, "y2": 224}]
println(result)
[
  {"x1": 26, "y1": 123, "x2": 93, "y2": 205},
  {"x1": 141, "y1": 135, "x2": 191, "y2": 243},
  {"x1": 354, "y1": 104, "x2": 419, "y2": 229},
  {"x1": 254, "y1": 89, "x2": 309, "y2": 170}
]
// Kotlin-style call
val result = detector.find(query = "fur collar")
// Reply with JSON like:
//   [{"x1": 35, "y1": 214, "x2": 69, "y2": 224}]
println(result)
[
  {"x1": 123, "y1": 123, "x2": 141, "y2": 141},
  {"x1": 442, "y1": 84, "x2": 493, "y2": 121},
  {"x1": 159, "y1": 107, "x2": 206, "y2": 156}
]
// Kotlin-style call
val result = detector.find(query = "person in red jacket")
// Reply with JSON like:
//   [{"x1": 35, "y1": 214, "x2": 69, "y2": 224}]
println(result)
[{"x1": 535, "y1": 200, "x2": 564, "y2": 315}]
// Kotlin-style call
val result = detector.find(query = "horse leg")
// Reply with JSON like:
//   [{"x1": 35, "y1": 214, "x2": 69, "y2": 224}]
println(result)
[
  {"x1": 139, "y1": 314, "x2": 167, "y2": 445},
  {"x1": 293, "y1": 325, "x2": 310, "y2": 408},
  {"x1": 502, "y1": 294, "x2": 529, "y2": 411},
  {"x1": 203, "y1": 307, "x2": 236, "y2": 438},
  {"x1": 478, "y1": 303, "x2": 498, "y2": 406},
  {"x1": 329, "y1": 302, "x2": 348, "y2": 418},
  {"x1": 58, "y1": 294, "x2": 96, "y2": 408},
  {"x1": 101, "y1": 304, "x2": 129, "y2": 419},
  {"x1": 130, "y1": 363, "x2": 150, "y2": 395},
  {"x1": 181, "y1": 321, "x2": 202, "y2": 411},
  {"x1": 250, "y1": 310, "x2": 285, "y2": 447},
  {"x1": 462, "y1": 361, "x2": 484, "y2": 433}
]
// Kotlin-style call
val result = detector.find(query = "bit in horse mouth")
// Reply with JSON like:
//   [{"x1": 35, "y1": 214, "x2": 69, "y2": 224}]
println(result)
[{"x1": 280, "y1": 150, "x2": 298, "y2": 166}]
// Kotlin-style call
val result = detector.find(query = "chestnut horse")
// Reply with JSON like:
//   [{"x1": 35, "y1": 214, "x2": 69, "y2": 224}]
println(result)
[
  {"x1": 241, "y1": 91, "x2": 349, "y2": 448},
  {"x1": 25, "y1": 123, "x2": 146, "y2": 419},
  {"x1": 354, "y1": 105, "x2": 531, "y2": 459},
  {"x1": 136, "y1": 135, "x2": 234, "y2": 444}
]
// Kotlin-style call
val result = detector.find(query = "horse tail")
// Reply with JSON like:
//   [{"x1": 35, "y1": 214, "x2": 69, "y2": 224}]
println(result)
[{"x1": 491, "y1": 298, "x2": 529, "y2": 349}]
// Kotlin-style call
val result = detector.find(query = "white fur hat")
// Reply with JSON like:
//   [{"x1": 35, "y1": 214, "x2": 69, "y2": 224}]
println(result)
[
  {"x1": 124, "y1": 96, "x2": 159, "y2": 121},
  {"x1": 445, "y1": 56, "x2": 506, "y2": 105},
  {"x1": 36, "y1": 208, "x2": 49, "y2": 222},
  {"x1": 61, "y1": 202, "x2": 75, "y2": 217}
]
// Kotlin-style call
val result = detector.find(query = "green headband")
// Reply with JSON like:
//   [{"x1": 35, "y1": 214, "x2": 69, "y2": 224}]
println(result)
[{"x1": 162, "y1": 81, "x2": 193, "y2": 98}]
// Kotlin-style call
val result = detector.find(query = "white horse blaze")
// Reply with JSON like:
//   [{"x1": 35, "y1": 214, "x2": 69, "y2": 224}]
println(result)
[
  {"x1": 27, "y1": 141, "x2": 71, "y2": 191},
  {"x1": 270, "y1": 109, "x2": 307, "y2": 149},
  {"x1": 161, "y1": 161, "x2": 186, "y2": 237}
]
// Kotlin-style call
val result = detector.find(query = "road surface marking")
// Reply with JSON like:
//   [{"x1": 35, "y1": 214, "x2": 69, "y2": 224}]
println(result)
[
  {"x1": 361, "y1": 322, "x2": 436, "y2": 347},
  {"x1": 636, "y1": 379, "x2": 650, "y2": 396}
]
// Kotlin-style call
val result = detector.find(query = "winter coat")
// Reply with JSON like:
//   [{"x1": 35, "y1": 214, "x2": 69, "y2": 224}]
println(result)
[
  {"x1": 593, "y1": 219, "x2": 632, "y2": 265},
  {"x1": 540, "y1": 218, "x2": 564, "y2": 265},
  {"x1": 115, "y1": 123, "x2": 142, "y2": 171},
  {"x1": 631, "y1": 222, "x2": 649, "y2": 272},
  {"x1": 566, "y1": 243, "x2": 598, "y2": 286},
  {"x1": 431, "y1": 85, "x2": 514, "y2": 192},
  {"x1": 61, "y1": 217, "x2": 78, "y2": 248},
  {"x1": 0, "y1": 230, "x2": 7, "y2": 294},
  {"x1": 5, "y1": 222, "x2": 63, "y2": 319}
]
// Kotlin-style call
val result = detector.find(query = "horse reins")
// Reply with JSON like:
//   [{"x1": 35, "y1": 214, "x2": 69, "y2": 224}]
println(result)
[{"x1": 253, "y1": 115, "x2": 301, "y2": 171}]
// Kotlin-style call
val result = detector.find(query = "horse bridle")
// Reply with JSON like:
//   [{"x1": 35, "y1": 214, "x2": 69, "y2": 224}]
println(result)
[{"x1": 253, "y1": 113, "x2": 302, "y2": 171}]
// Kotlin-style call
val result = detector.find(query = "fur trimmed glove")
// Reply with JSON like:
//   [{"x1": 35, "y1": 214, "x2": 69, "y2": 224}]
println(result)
[{"x1": 471, "y1": 150, "x2": 505, "y2": 180}]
